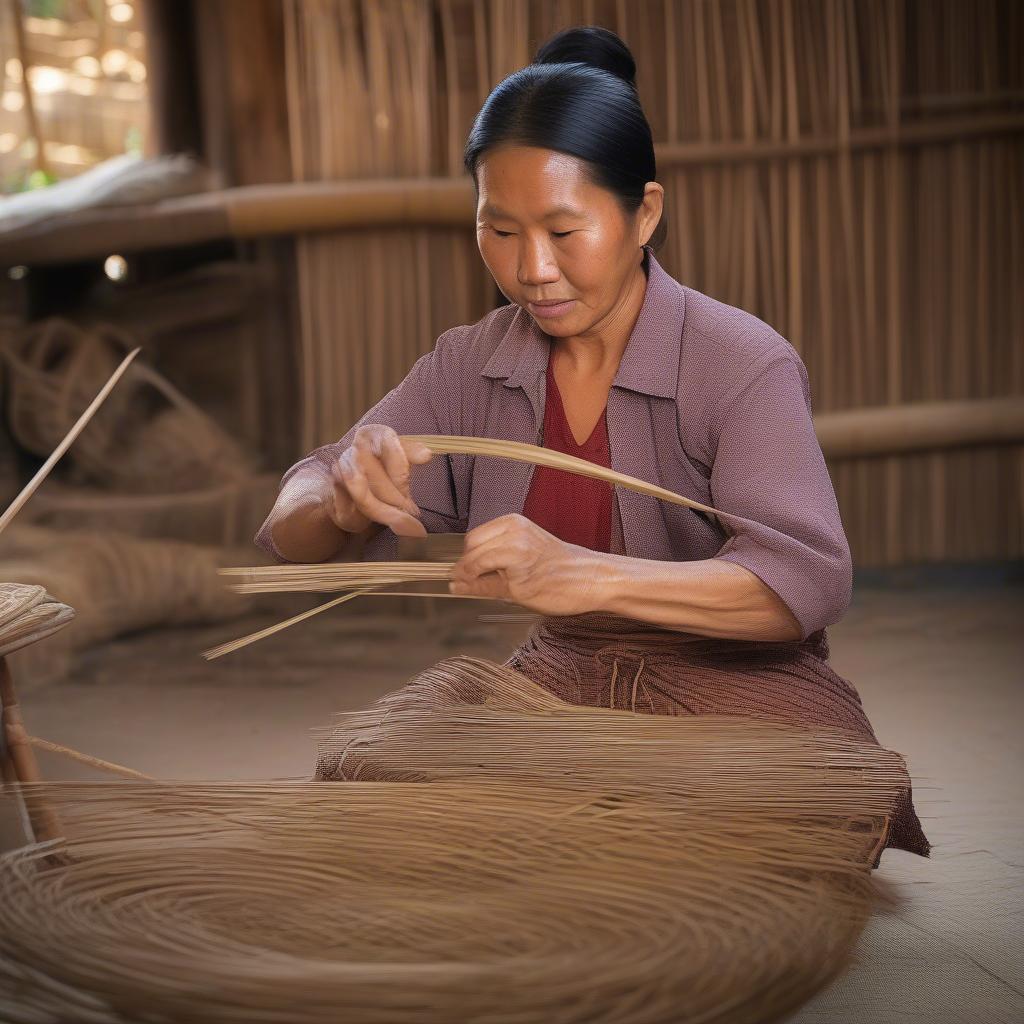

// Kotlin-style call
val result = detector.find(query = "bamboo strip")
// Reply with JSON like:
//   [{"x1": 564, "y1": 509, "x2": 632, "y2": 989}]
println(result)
[
  {"x1": 27, "y1": 736, "x2": 154, "y2": 782},
  {"x1": 0, "y1": 349, "x2": 140, "y2": 536},
  {"x1": 202, "y1": 588, "x2": 499, "y2": 660},
  {"x1": 203, "y1": 590, "x2": 371, "y2": 660},
  {"x1": 403, "y1": 435, "x2": 722, "y2": 515},
  {"x1": 218, "y1": 563, "x2": 455, "y2": 595}
]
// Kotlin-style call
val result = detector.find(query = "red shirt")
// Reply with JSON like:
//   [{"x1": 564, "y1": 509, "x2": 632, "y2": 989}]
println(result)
[{"x1": 521, "y1": 350, "x2": 614, "y2": 553}]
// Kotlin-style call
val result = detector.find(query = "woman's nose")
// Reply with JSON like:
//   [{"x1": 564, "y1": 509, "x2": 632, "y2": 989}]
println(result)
[{"x1": 517, "y1": 238, "x2": 560, "y2": 286}]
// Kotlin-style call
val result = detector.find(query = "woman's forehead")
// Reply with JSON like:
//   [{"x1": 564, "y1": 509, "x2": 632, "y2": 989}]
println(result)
[{"x1": 476, "y1": 146, "x2": 603, "y2": 217}]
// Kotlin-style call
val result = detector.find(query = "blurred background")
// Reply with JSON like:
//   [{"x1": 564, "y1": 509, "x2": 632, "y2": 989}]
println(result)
[
  {"x1": 0, "y1": 3, "x2": 1021, "y2": 1017},
  {"x1": 1, "y1": 0, "x2": 1020, "y2": 574}
]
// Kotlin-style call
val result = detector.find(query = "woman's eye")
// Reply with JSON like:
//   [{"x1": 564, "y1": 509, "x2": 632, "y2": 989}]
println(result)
[
  {"x1": 492, "y1": 229, "x2": 514, "y2": 238},
  {"x1": 552, "y1": 231, "x2": 573, "y2": 238}
]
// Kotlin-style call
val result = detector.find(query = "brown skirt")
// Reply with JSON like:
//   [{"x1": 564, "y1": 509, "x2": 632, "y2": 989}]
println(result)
[{"x1": 504, "y1": 612, "x2": 931, "y2": 867}]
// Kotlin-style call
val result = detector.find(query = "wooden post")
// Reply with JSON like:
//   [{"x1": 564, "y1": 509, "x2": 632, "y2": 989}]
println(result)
[{"x1": 0, "y1": 656, "x2": 63, "y2": 845}]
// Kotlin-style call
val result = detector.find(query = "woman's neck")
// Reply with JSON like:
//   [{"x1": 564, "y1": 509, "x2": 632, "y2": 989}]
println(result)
[{"x1": 553, "y1": 252, "x2": 650, "y2": 380}]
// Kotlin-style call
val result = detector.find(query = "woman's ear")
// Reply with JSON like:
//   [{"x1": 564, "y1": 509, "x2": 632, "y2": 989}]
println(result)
[{"x1": 638, "y1": 182, "x2": 665, "y2": 248}]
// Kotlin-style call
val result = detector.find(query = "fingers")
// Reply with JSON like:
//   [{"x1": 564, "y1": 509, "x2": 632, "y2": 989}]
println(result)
[
  {"x1": 375, "y1": 431, "x2": 418, "y2": 512},
  {"x1": 326, "y1": 425, "x2": 433, "y2": 536},
  {"x1": 454, "y1": 528, "x2": 526, "y2": 581},
  {"x1": 450, "y1": 572, "x2": 506, "y2": 600},
  {"x1": 452, "y1": 515, "x2": 551, "y2": 594},
  {"x1": 401, "y1": 437, "x2": 435, "y2": 465},
  {"x1": 359, "y1": 447, "x2": 418, "y2": 516},
  {"x1": 461, "y1": 514, "x2": 518, "y2": 553},
  {"x1": 336, "y1": 451, "x2": 426, "y2": 537},
  {"x1": 325, "y1": 476, "x2": 371, "y2": 534}
]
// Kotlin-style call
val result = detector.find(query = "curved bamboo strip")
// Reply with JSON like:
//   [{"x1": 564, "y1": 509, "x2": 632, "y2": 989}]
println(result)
[{"x1": 405, "y1": 434, "x2": 722, "y2": 516}]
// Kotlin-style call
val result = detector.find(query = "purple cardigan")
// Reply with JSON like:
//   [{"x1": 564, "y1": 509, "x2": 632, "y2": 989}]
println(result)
[{"x1": 255, "y1": 247, "x2": 851, "y2": 641}]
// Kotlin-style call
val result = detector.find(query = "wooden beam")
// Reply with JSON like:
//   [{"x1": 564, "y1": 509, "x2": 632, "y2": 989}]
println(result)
[
  {"x1": 3, "y1": 110, "x2": 1022, "y2": 267},
  {"x1": 816, "y1": 396, "x2": 1024, "y2": 460},
  {"x1": 657, "y1": 111, "x2": 1024, "y2": 166},
  {"x1": 0, "y1": 179, "x2": 475, "y2": 266}
]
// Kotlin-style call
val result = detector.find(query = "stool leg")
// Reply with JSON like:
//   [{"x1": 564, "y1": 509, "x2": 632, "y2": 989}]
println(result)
[{"x1": 0, "y1": 656, "x2": 63, "y2": 844}]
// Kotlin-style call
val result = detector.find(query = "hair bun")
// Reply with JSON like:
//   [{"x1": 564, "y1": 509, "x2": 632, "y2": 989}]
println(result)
[{"x1": 533, "y1": 26, "x2": 637, "y2": 88}]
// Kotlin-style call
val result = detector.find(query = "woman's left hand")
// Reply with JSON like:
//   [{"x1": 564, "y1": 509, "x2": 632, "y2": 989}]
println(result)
[{"x1": 448, "y1": 514, "x2": 607, "y2": 616}]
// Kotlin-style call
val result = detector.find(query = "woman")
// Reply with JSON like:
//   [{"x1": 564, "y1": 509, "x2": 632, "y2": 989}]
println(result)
[{"x1": 256, "y1": 26, "x2": 929, "y2": 864}]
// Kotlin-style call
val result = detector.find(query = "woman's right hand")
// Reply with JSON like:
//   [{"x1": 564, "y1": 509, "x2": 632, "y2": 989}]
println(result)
[{"x1": 325, "y1": 425, "x2": 434, "y2": 537}]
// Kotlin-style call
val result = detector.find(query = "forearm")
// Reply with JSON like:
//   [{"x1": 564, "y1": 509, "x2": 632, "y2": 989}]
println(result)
[
  {"x1": 268, "y1": 467, "x2": 380, "y2": 563},
  {"x1": 589, "y1": 552, "x2": 803, "y2": 642}
]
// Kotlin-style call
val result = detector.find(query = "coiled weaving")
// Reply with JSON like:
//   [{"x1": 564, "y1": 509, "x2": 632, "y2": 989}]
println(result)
[{"x1": 1, "y1": 655, "x2": 905, "y2": 1024}]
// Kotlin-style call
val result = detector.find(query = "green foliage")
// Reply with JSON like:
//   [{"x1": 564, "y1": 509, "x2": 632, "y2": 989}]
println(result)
[
  {"x1": 24, "y1": 0, "x2": 67, "y2": 19},
  {"x1": 124, "y1": 125, "x2": 142, "y2": 155}
]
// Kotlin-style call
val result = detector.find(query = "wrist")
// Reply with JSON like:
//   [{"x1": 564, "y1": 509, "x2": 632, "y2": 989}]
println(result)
[
  {"x1": 271, "y1": 468, "x2": 350, "y2": 562},
  {"x1": 581, "y1": 550, "x2": 625, "y2": 613},
  {"x1": 301, "y1": 465, "x2": 367, "y2": 535}
]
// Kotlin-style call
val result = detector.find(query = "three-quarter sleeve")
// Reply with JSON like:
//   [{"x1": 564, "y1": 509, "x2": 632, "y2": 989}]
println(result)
[
  {"x1": 254, "y1": 330, "x2": 466, "y2": 563},
  {"x1": 709, "y1": 351, "x2": 852, "y2": 640}
]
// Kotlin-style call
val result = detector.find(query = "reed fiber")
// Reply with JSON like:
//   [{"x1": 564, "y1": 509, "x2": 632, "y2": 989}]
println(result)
[
  {"x1": 0, "y1": 656, "x2": 902, "y2": 1024},
  {"x1": 0, "y1": 583, "x2": 72, "y2": 659}
]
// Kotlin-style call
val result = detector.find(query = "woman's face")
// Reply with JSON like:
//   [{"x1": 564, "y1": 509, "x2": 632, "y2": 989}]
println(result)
[{"x1": 474, "y1": 145, "x2": 662, "y2": 338}]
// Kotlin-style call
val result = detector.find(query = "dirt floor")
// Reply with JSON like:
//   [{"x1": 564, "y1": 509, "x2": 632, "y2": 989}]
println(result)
[{"x1": 2, "y1": 567, "x2": 1022, "y2": 1023}]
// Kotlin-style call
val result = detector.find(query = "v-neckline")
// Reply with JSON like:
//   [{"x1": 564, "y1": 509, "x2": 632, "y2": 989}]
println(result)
[{"x1": 546, "y1": 357, "x2": 607, "y2": 449}]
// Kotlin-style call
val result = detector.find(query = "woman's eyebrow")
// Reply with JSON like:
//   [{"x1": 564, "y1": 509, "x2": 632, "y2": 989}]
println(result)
[
  {"x1": 543, "y1": 204, "x2": 587, "y2": 220},
  {"x1": 479, "y1": 202, "x2": 587, "y2": 221},
  {"x1": 479, "y1": 202, "x2": 511, "y2": 219}
]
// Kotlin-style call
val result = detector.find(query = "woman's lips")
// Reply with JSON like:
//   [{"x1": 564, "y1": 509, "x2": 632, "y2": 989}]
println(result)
[{"x1": 527, "y1": 299, "x2": 575, "y2": 319}]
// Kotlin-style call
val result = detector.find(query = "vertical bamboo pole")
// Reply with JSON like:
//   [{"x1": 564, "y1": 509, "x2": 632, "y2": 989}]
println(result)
[
  {"x1": 782, "y1": 0, "x2": 803, "y2": 352},
  {"x1": 8, "y1": 0, "x2": 49, "y2": 178},
  {"x1": 882, "y1": 0, "x2": 904, "y2": 564},
  {"x1": 0, "y1": 657, "x2": 63, "y2": 845}
]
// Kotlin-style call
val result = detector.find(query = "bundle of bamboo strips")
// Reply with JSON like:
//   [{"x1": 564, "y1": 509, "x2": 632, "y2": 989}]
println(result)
[
  {"x1": 0, "y1": 658, "x2": 903, "y2": 1024},
  {"x1": 220, "y1": 561, "x2": 453, "y2": 595}
]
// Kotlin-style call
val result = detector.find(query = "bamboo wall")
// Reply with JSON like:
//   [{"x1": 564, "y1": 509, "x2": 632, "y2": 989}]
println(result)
[{"x1": 283, "y1": 0, "x2": 1023, "y2": 567}]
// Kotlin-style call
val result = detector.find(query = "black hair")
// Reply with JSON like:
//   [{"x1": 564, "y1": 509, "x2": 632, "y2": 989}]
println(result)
[{"x1": 464, "y1": 25, "x2": 665, "y2": 249}]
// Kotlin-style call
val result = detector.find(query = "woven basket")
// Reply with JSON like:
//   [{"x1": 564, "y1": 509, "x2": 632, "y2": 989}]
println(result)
[
  {"x1": 0, "y1": 582, "x2": 74, "y2": 659},
  {"x1": 1, "y1": 318, "x2": 252, "y2": 494},
  {"x1": 20, "y1": 474, "x2": 280, "y2": 548}
]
